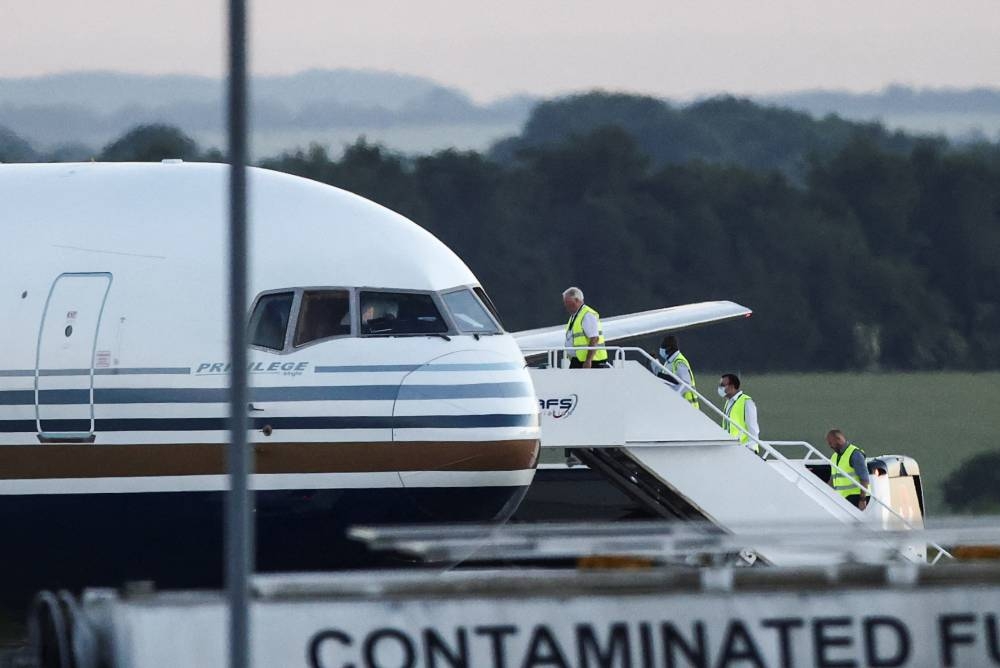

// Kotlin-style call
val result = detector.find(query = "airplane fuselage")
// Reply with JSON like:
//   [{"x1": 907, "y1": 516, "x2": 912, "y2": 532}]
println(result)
[{"x1": 0, "y1": 162, "x2": 539, "y2": 592}]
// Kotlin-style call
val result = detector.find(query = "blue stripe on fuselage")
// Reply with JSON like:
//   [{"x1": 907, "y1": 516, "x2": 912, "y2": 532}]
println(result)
[
  {"x1": 315, "y1": 362, "x2": 523, "y2": 372},
  {"x1": 0, "y1": 382, "x2": 533, "y2": 406}
]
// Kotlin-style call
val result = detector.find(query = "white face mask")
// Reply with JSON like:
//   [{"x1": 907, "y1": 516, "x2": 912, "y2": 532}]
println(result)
[
  {"x1": 717, "y1": 385, "x2": 727, "y2": 398},
  {"x1": 658, "y1": 347, "x2": 667, "y2": 360}
]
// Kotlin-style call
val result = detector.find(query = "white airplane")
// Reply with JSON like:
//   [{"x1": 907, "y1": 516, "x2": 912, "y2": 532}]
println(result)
[{"x1": 0, "y1": 162, "x2": 748, "y2": 589}]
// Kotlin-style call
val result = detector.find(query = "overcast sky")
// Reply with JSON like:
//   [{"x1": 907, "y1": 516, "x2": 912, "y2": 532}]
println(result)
[{"x1": 2, "y1": 1, "x2": 998, "y2": 101}]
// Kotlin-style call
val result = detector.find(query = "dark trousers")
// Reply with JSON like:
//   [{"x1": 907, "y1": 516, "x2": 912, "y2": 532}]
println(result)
[
  {"x1": 569, "y1": 357, "x2": 609, "y2": 368},
  {"x1": 845, "y1": 494, "x2": 864, "y2": 509}
]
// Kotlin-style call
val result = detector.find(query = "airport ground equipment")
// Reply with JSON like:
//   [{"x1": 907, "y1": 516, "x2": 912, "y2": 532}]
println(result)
[
  {"x1": 32, "y1": 555, "x2": 1000, "y2": 668},
  {"x1": 527, "y1": 347, "x2": 949, "y2": 565},
  {"x1": 349, "y1": 520, "x2": 973, "y2": 568}
]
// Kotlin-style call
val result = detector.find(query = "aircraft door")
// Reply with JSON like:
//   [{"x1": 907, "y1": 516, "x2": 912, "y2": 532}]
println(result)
[{"x1": 35, "y1": 272, "x2": 113, "y2": 442}]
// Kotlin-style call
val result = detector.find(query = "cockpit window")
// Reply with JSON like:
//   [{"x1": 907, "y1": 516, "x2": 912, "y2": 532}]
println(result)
[
  {"x1": 442, "y1": 289, "x2": 500, "y2": 334},
  {"x1": 294, "y1": 290, "x2": 351, "y2": 347},
  {"x1": 248, "y1": 292, "x2": 293, "y2": 350},
  {"x1": 360, "y1": 291, "x2": 448, "y2": 336},
  {"x1": 473, "y1": 287, "x2": 505, "y2": 330}
]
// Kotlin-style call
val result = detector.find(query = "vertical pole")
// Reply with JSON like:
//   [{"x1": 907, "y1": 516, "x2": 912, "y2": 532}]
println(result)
[{"x1": 226, "y1": 0, "x2": 252, "y2": 666}]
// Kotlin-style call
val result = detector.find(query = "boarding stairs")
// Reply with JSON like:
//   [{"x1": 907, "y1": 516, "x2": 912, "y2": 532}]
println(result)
[
  {"x1": 572, "y1": 446, "x2": 706, "y2": 522},
  {"x1": 526, "y1": 347, "x2": 951, "y2": 566}
]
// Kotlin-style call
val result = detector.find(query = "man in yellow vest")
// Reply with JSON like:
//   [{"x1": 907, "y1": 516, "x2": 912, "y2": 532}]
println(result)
[
  {"x1": 652, "y1": 335, "x2": 699, "y2": 408},
  {"x1": 562, "y1": 287, "x2": 608, "y2": 368},
  {"x1": 719, "y1": 373, "x2": 760, "y2": 454},
  {"x1": 825, "y1": 429, "x2": 870, "y2": 510}
]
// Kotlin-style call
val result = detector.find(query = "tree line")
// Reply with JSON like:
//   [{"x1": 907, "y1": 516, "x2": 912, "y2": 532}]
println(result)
[{"x1": 3, "y1": 93, "x2": 999, "y2": 372}]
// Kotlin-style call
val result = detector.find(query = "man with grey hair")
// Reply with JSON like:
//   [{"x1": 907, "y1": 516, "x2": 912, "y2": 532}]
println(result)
[{"x1": 563, "y1": 287, "x2": 608, "y2": 368}]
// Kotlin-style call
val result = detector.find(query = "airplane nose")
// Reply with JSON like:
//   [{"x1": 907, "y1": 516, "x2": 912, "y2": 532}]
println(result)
[{"x1": 392, "y1": 349, "x2": 539, "y2": 523}]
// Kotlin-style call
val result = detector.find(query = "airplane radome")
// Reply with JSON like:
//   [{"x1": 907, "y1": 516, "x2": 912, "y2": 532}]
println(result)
[{"x1": 0, "y1": 162, "x2": 539, "y2": 590}]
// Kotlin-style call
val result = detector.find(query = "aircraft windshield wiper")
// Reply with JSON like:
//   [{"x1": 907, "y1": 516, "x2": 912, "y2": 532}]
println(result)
[{"x1": 432, "y1": 333, "x2": 452, "y2": 341}]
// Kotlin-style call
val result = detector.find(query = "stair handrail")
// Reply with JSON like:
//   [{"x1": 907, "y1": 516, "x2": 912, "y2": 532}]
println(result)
[
  {"x1": 617, "y1": 346, "x2": 953, "y2": 564},
  {"x1": 525, "y1": 344, "x2": 953, "y2": 563}
]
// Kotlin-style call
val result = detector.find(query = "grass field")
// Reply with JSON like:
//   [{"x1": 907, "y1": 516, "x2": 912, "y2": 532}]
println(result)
[{"x1": 703, "y1": 371, "x2": 999, "y2": 515}]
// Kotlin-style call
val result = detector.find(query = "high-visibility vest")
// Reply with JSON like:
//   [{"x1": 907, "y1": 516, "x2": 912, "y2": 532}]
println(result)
[
  {"x1": 831, "y1": 443, "x2": 868, "y2": 498},
  {"x1": 566, "y1": 305, "x2": 608, "y2": 362},
  {"x1": 724, "y1": 392, "x2": 759, "y2": 453},
  {"x1": 669, "y1": 351, "x2": 699, "y2": 408}
]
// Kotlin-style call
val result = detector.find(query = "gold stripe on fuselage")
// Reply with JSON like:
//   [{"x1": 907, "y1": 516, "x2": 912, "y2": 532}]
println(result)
[{"x1": 0, "y1": 440, "x2": 539, "y2": 479}]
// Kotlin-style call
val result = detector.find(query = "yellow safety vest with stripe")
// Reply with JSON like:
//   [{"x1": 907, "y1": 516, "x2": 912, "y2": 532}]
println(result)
[
  {"x1": 566, "y1": 305, "x2": 608, "y2": 363},
  {"x1": 669, "y1": 351, "x2": 699, "y2": 409},
  {"x1": 724, "y1": 392, "x2": 759, "y2": 454},
  {"x1": 831, "y1": 443, "x2": 868, "y2": 498}
]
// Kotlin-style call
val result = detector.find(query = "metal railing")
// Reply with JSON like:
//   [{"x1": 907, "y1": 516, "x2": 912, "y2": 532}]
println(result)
[
  {"x1": 527, "y1": 344, "x2": 954, "y2": 564},
  {"x1": 763, "y1": 440, "x2": 951, "y2": 565}
]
